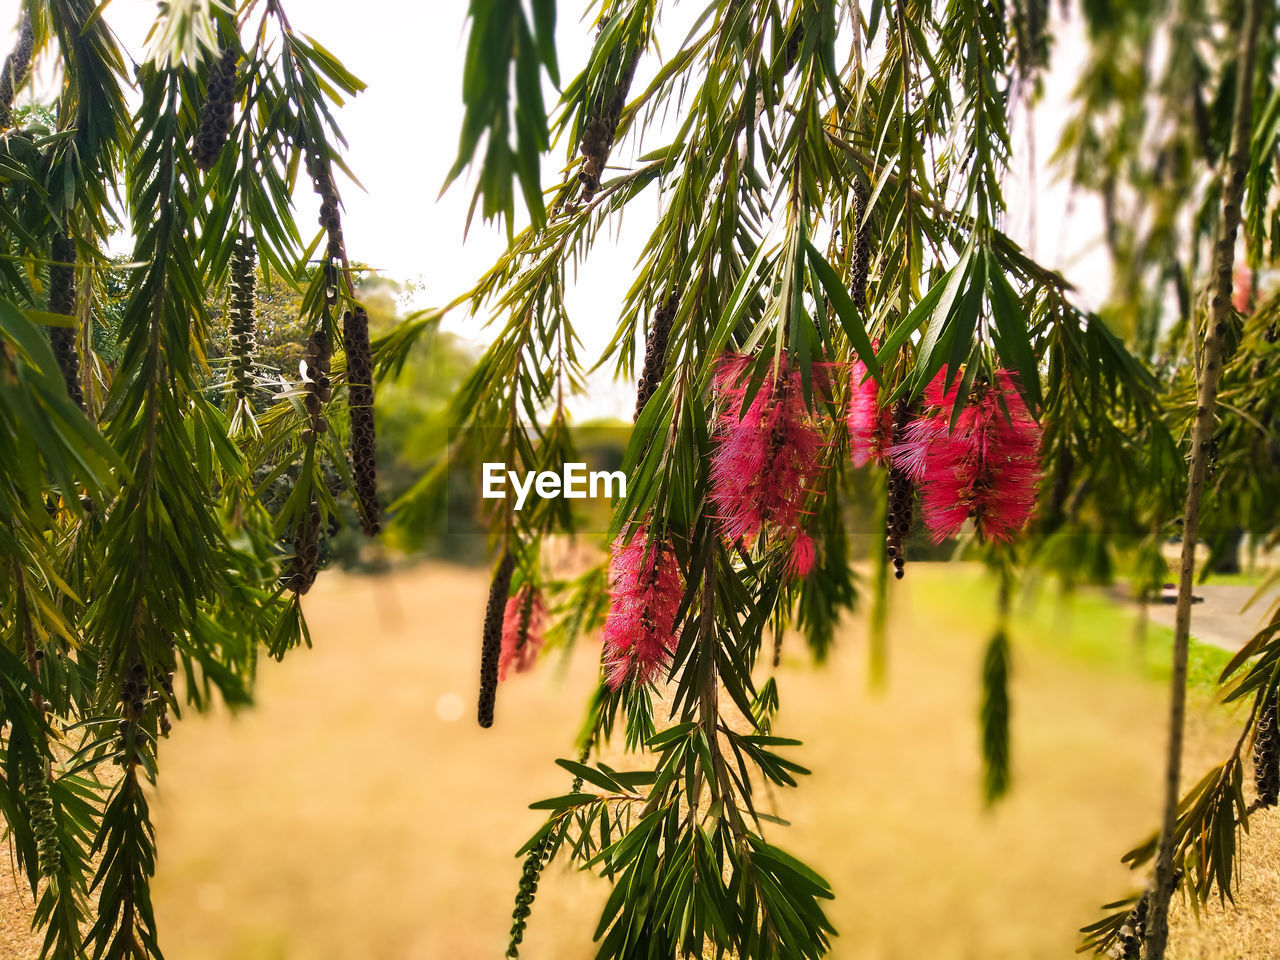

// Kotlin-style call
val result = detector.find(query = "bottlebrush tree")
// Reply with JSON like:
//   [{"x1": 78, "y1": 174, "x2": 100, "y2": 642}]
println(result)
[
  {"x1": 415, "y1": 1, "x2": 1273, "y2": 958},
  {"x1": 0, "y1": 1, "x2": 389, "y2": 956}
]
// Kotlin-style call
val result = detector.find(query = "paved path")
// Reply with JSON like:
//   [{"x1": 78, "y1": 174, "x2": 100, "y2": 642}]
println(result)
[{"x1": 1145, "y1": 584, "x2": 1278, "y2": 651}]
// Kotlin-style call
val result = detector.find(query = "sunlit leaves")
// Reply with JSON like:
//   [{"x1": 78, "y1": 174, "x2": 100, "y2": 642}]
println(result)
[{"x1": 448, "y1": 0, "x2": 559, "y2": 233}]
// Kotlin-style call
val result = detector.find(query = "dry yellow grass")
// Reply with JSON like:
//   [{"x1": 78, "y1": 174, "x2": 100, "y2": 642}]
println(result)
[{"x1": 1, "y1": 561, "x2": 1276, "y2": 959}]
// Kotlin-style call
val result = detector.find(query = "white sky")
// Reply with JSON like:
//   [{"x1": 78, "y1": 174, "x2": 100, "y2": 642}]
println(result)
[{"x1": 3, "y1": 1, "x2": 1109, "y2": 420}]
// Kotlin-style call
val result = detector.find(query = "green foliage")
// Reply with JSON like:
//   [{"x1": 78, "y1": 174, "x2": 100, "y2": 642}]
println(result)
[{"x1": 0, "y1": 3, "x2": 409, "y2": 956}]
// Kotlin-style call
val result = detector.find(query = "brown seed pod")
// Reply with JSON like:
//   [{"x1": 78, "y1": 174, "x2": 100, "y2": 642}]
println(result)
[
  {"x1": 301, "y1": 327, "x2": 332, "y2": 430},
  {"x1": 284, "y1": 499, "x2": 322, "y2": 595},
  {"x1": 343, "y1": 306, "x2": 379, "y2": 535},
  {"x1": 885, "y1": 399, "x2": 914, "y2": 579},
  {"x1": 633, "y1": 290, "x2": 679, "y2": 420},
  {"x1": 1116, "y1": 892, "x2": 1148, "y2": 959},
  {"x1": 48, "y1": 232, "x2": 85, "y2": 410},
  {"x1": 306, "y1": 151, "x2": 346, "y2": 259},
  {"x1": 478, "y1": 551, "x2": 516, "y2": 728},
  {"x1": 851, "y1": 177, "x2": 871, "y2": 312},
  {"x1": 192, "y1": 48, "x2": 239, "y2": 171},
  {"x1": 577, "y1": 36, "x2": 642, "y2": 203},
  {"x1": 1255, "y1": 692, "x2": 1279, "y2": 808},
  {"x1": 0, "y1": 13, "x2": 34, "y2": 129}
]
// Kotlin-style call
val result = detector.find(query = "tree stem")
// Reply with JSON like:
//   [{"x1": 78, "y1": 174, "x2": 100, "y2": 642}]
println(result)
[{"x1": 1144, "y1": 1, "x2": 1261, "y2": 954}]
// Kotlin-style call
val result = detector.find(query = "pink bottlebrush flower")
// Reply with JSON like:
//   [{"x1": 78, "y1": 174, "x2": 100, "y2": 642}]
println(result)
[
  {"x1": 1233, "y1": 265, "x2": 1253, "y2": 313},
  {"x1": 600, "y1": 530, "x2": 684, "y2": 691},
  {"x1": 884, "y1": 371, "x2": 958, "y2": 481},
  {"x1": 891, "y1": 370, "x2": 1041, "y2": 543},
  {"x1": 847, "y1": 353, "x2": 893, "y2": 468},
  {"x1": 709, "y1": 354, "x2": 828, "y2": 555},
  {"x1": 499, "y1": 585, "x2": 547, "y2": 681},
  {"x1": 788, "y1": 531, "x2": 815, "y2": 578}
]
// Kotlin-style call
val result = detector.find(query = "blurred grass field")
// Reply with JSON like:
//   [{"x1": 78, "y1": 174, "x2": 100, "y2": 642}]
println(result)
[{"x1": 2, "y1": 561, "x2": 1277, "y2": 959}]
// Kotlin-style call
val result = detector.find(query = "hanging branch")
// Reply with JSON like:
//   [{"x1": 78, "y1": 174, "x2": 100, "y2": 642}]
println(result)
[
  {"x1": 0, "y1": 11, "x2": 33, "y2": 128},
  {"x1": 1143, "y1": 1, "x2": 1263, "y2": 955}
]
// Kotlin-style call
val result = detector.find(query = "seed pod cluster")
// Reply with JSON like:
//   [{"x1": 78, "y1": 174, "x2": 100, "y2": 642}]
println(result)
[
  {"x1": 0, "y1": 13, "x2": 34, "y2": 129},
  {"x1": 307, "y1": 151, "x2": 346, "y2": 264},
  {"x1": 48, "y1": 232, "x2": 85, "y2": 410},
  {"x1": 114, "y1": 662, "x2": 174, "y2": 763},
  {"x1": 20, "y1": 752, "x2": 59, "y2": 878},
  {"x1": 1109, "y1": 894, "x2": 1147, "y2": 960},
  {"x1": 228, "y1": 234, "x2": 257, "y2": 399},
  {"x1": 158, "y1": 676, "x2": 174, "y2": 736},
  {"x1": 343, "y1": 305, "x2": 380, "y2": 535},
  {"x1": 119, "y1": 661, "x2": 151, "y2": 723},
  {"x1": 506, "y1": 831, "x2": 550, "y2": 958},
  {"x1": 192, "y1": 48, "x2": 238, "y2": 171},
  {"x1": 578, "y1": 44, "x2": 641, "y2": 201},
  {"x1": 1255, "y1": 692, "x2": 1279, "y2": 808},
  {"x1": 284, "y1": 498, "x2": 322, "y2": 595},
  {"x1": 285, "y1": 155, "x2": 337, "y2": 595},
  {"x1": 289, "y1": 322, "x2": 333, "y2": 609},
  {"x1": 851, "y1": 178, "x2": 871, "y2": 312},
  {"x1": 478, "y1": 551, "x2": 516, "y2": 728},
  {"x1": 301, "y1": 325, "x2": 333, "y2": 440},
  {"x1": 634, "y1": 291, "x2": 678, "y2": 420},
  {"x1": 886, "y1": 399, "x2": 914, "y2": 579}
]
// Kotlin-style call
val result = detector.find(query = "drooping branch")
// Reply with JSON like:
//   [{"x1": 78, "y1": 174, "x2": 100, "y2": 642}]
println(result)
[{"x1": 1143, "y1": 0, "x2": 1263, "y2": 955}]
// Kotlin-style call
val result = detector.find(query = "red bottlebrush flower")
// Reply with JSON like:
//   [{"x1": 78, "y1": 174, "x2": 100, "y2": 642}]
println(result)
[
  {"x1": 709, "y1": 355, "x2": 828, "y2": 560},
  {"x1": 891, "y1": 370, "x2": 1041, "y2": 543},
  {"x1": 1233, "y1": 265, "x2": 1254, "y2": 313},
  {"x1": 788, "y1": 531, "x2": 815, "y2": 578},
  {"x1": 847, "y1": 355, "x2": 893, "y2": 468},
  {"x1": 600, "y1": 530, "x2": 684, "y2": 691},
  {"x1": 499, "y1": 585, "x2": 546, "y2": 681}
]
